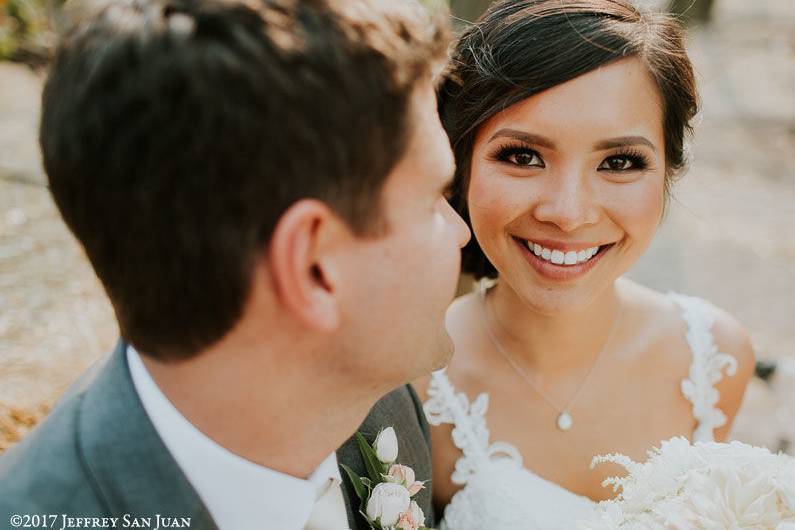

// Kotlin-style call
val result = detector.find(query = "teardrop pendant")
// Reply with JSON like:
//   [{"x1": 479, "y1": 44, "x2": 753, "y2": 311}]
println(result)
[{"x1": 557, "y1": 411, "x2": 573, "y2": 431}]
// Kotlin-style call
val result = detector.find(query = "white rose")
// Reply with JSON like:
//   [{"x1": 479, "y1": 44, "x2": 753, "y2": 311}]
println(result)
[
  {"x1": 776, "y1": 467, "x2": 795, "y2": 514},
  {"x1": 366, "y1": 482, "x2": 410, "y2": 526},
  {"x1": 374, "y1": 427, "x2": 398, "y2": 464},
  {"x1": 409, "y1": 500, "x2": 425, "y2": 527},
  {"x1": 587, "y1": 438, "x2": 795, "y2": 529}
]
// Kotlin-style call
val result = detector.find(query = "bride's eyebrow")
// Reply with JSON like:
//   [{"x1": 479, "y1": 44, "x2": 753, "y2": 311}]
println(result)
[
  {"x1": 487, "y1": 128, "x2": 556, "y2": 150},
  {"x1": 594, "y1": 136, "x2": 656, "y2": 151}
]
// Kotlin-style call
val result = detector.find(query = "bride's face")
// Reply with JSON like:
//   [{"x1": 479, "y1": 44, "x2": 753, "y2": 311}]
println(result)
[{"x1": 467, "y1": 57, "x2": 667, "y2": 314}]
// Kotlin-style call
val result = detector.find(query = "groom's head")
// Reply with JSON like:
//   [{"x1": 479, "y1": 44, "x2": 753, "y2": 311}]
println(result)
[{"x1": 42, "y1": 0, "x2": 469, "y2": 383}]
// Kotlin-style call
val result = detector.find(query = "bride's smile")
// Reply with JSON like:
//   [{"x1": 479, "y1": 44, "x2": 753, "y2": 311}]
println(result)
[
  {"x1": 523, "y1": 240, "x2": 603, "y2": 266},
  {"x1": 513, "y1": 237, "x2": 613, "y2": 281}
]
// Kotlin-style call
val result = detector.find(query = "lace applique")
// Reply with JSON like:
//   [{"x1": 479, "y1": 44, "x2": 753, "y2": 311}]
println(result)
[
  {"x1": 424, "y1": 370, "x2": 522, "y2": 485},
  {"x1": 670, "y1": 293, "x2": 738, "y2": 442}
]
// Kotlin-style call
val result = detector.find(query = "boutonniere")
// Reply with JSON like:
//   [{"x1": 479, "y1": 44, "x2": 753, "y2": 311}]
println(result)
[{"x1": 341, "y1": 427, "x2": 433, "y2": 530}]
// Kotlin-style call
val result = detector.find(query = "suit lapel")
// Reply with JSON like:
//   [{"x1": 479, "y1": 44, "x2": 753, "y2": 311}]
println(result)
[
  {"x1": 74, "y1": 342, "x2": 433, "y2": 530},
  {"x1": 76, "y1": 341, "x2": 217, "y2": 528},
  {"x1": 336, "y1": 385, "x2": 433, "y2": 530}
]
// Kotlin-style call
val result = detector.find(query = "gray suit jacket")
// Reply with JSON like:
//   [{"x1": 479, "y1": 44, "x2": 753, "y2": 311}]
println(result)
[{"x1": 0, "y1": 341, "x2": 433, "y2": 530}]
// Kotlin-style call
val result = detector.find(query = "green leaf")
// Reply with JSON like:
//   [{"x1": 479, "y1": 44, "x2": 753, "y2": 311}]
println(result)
[
  {"x1": 355, "y1": 432, "x2": 387, "y2": 483},
  {"x1": 340, "y1": 464, "x2": 366, "y2": 502}
]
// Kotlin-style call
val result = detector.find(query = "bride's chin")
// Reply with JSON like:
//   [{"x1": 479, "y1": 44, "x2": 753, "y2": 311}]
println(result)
[
  {"x1": 525, "y1": 296, "x2": 587, "y2": 317},
  {"x1": 505, "y1": 259, "x2": 622, "y2": 316},
  {"x1": 508, "y1": 281, "x2": 602, "y2": 317}
]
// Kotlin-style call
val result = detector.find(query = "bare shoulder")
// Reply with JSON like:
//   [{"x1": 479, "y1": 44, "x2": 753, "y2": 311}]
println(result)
[
  {"x1": 674, "y1": 289, "x2": 756, "y2": 393},
  {"x1": 619, "y1": 278, "x2": 755, "y2": 438},
  {"x1": 618, "y1": 278, "x2": 755, "y2": 377},
  {"x1": 710, "y1": 305, "x2": 756, "y2": 377},
  {"x1": 709, "y1": 304, "x2": 756, "y2": 440},
  {"x1": 613, "y1": 278, "x2": 692, "y2": 368}
]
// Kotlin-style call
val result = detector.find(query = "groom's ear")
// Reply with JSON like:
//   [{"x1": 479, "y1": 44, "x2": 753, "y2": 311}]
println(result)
[{"x1": 268, "y1": 199, "x2": 344, "y2": 332}]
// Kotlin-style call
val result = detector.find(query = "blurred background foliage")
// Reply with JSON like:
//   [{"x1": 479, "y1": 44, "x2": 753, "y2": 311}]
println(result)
[{"x1": 0, "y1": 0, "x2": 60, "y2": 65}]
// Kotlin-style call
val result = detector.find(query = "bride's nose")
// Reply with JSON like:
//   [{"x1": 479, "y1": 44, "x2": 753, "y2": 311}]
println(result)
[{"x1": 532, "y1": 170, "x2": 600, "y2": 233}]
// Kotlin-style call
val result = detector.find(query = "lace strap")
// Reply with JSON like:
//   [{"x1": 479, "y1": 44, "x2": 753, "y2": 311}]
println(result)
[
  {"x1": 670, "y1": 293, "x2": 738, "y2": 442},
  {"x1": 424, "y1": 370, "x2": 520, "y2": 485}
]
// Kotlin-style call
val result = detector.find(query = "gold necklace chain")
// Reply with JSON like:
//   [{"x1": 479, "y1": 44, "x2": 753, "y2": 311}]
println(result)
[{"x1": 480, "y1": 281, "x2": 623, "y2": 431}]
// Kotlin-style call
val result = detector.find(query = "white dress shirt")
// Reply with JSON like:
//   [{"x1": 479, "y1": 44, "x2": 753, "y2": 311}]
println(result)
[{"x1": 127, "y1": 346, "x2": 345, "y2": 530}]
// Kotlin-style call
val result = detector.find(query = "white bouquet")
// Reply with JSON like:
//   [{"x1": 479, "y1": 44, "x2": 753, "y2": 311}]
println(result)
[{"x1": 580, "y1": 437, "x2": 795, "y2": 530}]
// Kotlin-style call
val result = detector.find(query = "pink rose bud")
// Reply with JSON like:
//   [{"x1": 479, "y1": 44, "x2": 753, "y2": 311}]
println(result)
[
  {"x1": 396, "y1": 501, "x2": 425, "y2": 530},
  {"x1": 388, "y1": 464, "x2": 415, "y2": 484},
  {"x1": 388, "y1": 464, "x2": 425, "y2": 496},
  {"x1": 407, "y1": 481, "x2": 425, "y2": 497}
]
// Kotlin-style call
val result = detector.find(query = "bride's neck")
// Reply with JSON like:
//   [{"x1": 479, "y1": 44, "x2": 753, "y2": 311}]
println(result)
[{"x1": 486, "y1": 280, "x2": 622, "y2": 374}]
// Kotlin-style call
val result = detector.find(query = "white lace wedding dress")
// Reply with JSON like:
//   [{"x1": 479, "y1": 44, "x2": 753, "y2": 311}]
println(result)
[{"x1": 424, "y1": 293, "x2": 739, "y2": 530}]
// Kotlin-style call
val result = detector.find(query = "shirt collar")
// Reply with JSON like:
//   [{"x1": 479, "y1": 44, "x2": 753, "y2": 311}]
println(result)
[{"x1": 127, "y1": 345, "x2": 340, "y2": 530}]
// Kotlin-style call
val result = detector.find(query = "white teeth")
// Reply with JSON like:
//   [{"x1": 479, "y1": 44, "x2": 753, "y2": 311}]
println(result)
[{"x1": 526, "y1": 240, "x2": 603, "y2": 266}]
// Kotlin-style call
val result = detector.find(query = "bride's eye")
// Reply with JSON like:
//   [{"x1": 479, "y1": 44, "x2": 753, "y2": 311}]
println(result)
[
  {"x1": 492, "y1": 144, "x2": 545, "y2": 168},
  {"x1": 598, "y1": 151, "x2": 649, "y2": 172}
]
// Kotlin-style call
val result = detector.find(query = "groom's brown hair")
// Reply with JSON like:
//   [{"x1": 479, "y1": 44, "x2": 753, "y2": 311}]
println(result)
[{"x1": 41, "y1": 0, "x2": 449, "y2": 359}]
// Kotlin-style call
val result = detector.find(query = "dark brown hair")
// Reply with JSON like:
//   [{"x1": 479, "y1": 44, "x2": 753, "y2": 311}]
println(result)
[
  {"x1": 440, "y1": 0, "x2": 699, "y2": 279},
  {"x1": 41, "y1": 0, "x2": 449, "y2": 359}
]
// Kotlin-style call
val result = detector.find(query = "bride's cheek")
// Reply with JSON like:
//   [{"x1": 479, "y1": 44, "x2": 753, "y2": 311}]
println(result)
[
  {"x1": 468, "y1": 191, "x2": 511, "y2": 259},
  {"x1": 468, "y1": 171, "x2": 523, "y2": 228},
  {"x1": 614, "y1": 182, "x2": 665, "y2": 248}
]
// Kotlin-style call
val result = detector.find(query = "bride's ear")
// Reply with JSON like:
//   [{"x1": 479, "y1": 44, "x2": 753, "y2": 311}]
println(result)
[{"x1": 268, "y1": 199, "x2": 343, "y2": 332}]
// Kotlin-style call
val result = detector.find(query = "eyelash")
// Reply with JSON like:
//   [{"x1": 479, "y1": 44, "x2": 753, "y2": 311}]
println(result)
[
  {"x1": 600, "y1": 148, "x2": 650, "y2": 172},
  {"x1": 490, "y1": 143, "x2": 651, "y2": 172},
  {"x1": 490, "y1": 143, "x2": 544, "y2": 167}
]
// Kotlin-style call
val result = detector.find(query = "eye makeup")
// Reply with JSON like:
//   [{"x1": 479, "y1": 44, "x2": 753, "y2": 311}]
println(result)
[
  {"x1": 488, "y1": 142, "x2": 545, "y2": 168},
  {"x1": 488, "y1": 141, "x2": 655, "y2": 172},
  {"x1": 598, "y1": 147, "x2": 653, "y2": 172}
]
